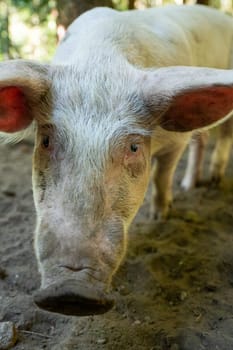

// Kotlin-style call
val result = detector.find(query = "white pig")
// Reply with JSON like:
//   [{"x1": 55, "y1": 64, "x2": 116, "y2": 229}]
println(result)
[
  {"x1": 181, "y1": 117, "x2": 233, "y2": 190},
  {"x1": 0, "y1": 5, "x2": 233, "y2": 315}
]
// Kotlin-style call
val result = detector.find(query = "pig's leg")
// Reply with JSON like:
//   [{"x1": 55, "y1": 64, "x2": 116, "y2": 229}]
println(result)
[
  {"x1": 181, "y1": 131, "x2": 209, "y2": 190},
  {"x1": 150, "y1": 141, "x2": 188, "y2": 220},
  {"x1": 209, "y1": 117, "x2": 233, "y2": 183},
  {"x1": 210, "y1": 50, "x2": 233, "y2": 183}
]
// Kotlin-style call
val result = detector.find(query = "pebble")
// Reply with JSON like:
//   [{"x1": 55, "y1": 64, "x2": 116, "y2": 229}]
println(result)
[
  {"x1": 133, "y1": 320, "x2": 141, "y2": 325},
  {"x1": 180, "y1": 291, "x2": 188, "y2": 301},
  {"x1": 96, "y1": 338, "x2": 107, "y2": 345},
  {"x1": 0, "y1": 322, "x2": 17, "y2": 350}
]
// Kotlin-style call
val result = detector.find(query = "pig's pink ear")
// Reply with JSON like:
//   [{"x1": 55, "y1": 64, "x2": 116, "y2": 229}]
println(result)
[
  {"x1": 160, "y1": 85, "x2": 233, "y2": 132},
  {"x1": 0, "y1": 86, "x2": 32, "y2": 132},
  {"x1": 0, "y1": 59, "x2": 50, "y2": 134},
  {"x1": 142, "y1": 67, "x2": 233, "y2": 132}
]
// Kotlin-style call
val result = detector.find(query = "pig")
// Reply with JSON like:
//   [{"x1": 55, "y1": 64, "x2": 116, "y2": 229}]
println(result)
[
  {"x1": 210, "y1": 117, "x2": 233, "y2": 181},
  {"x1": 1, "y1": 5, "x2": 233, "y2": 316},
  {"x1": 181, "y1": 117, "x2": 233, "y2": 190}
]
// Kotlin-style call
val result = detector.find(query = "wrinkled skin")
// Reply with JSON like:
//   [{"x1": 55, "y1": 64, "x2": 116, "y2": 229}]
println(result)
[{"x1": 1, "y1": 5, "x2": 233, "y2": 315}]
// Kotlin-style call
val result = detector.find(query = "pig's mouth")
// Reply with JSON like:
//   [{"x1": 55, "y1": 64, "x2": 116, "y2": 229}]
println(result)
[{"x1": 33, "y1": 268, "x2": 115, "y2": 316}]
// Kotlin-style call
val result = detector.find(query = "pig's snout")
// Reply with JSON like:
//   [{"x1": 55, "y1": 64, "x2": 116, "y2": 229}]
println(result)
[
  {"x1": 34, "y1": 218, "x2": 125, "y2": 316},
  {"x1": 33, "y1": 278, "x2": 114, "y2": 316}
]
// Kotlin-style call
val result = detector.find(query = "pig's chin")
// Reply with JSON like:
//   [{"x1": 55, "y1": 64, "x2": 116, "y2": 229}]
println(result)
[{"x1": 33, "y1": 267, "x2": 115, "y2": 316}]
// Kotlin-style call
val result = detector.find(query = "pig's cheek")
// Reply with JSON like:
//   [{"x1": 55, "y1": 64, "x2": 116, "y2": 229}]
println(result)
[
  {"x1": 35, "y1": 227, "x2": 59, "y2": 263},
  {"x1": 100, "y1": 220, "x2": 127, "y2": 273}
]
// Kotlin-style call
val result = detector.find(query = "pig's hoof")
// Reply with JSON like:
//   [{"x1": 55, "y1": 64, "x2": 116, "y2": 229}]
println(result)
[{"x1": 33, "y1": 279, "x2": 114, "y2": 316}]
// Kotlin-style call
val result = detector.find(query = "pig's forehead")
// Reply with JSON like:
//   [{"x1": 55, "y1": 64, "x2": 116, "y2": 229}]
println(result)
[
  {"x1": 50, "y1": 70, "x2": 149, "y2": 138},
  {"x1": 48, "y1": 66, "x2": 151, "y2": 161},
  {"x1": 51, "y1": 103, "x2": 150, "y2": 152},
  {"x1": 46, "y1": 96, "x2": 149, "y2": 179},
  {"x1": 48, "y1": 113, "x2": 146, "y2": 186},
  {"x1": 50, "y1": 64, "x2": 145, "y2": 113}
]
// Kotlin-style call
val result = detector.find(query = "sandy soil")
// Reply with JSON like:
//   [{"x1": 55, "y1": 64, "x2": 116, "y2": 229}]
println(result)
[{"x1": 0, "y1": 138, "x2": 233, "y2": 350}]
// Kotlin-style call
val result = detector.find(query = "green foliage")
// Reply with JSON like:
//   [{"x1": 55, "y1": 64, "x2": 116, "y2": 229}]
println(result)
[
  {"x1": 113, "y1": 0, "x2": 129, "y2": 10},
  {"x1": 11, "y1": 0, "x2": 56, "y2": 23},
  {"x1": 0, "y1": 2, "x2": 10, "y2": 59},
  {"x1": 0, "y1": 0, "x2": 57, "y2": 61}
]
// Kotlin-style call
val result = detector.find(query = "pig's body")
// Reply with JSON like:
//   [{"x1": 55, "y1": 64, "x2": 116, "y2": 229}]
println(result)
[
  {"x1": 53, "y1": 5, "x2": 233, "y2": 217},
  {"x1": 54, "y1": 6, "x2": 232, "y2": 68},
  {"x1": 1, "y1": 5, "x2": 233, "y2": 316}
]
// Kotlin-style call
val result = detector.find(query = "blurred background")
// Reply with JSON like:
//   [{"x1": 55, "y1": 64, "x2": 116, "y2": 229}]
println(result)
[{"x1": 0, "y1": 0, "x2": 232, "y2": 62}]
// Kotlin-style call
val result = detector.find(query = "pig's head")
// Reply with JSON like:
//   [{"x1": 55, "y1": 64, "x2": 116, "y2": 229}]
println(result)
[{"x1": 1, "y1": 60, "x2": 233, "y2": 316}]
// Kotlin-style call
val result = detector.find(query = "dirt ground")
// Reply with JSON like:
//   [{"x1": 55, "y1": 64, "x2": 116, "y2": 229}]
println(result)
[{"x1": 0, "y1": 136, "x2": 233, "y2": 350}]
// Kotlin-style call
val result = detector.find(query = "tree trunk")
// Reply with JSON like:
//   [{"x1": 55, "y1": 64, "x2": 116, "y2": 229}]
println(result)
[
  {"x1": 128, "y1": 0, "x2": 135, "y2": 9},
  {"x1": 57, "y1": 0, "x2": 114, "y2": 29},
  {"x1": 196, "y1": 0, "x2": 209, "y2": 5}
]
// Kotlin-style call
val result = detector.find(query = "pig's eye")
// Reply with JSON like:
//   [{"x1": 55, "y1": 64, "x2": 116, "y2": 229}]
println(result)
[
  {"x1": 42, "y1": 135, "x2": 50, "y2": 149},
  {"x1": 130, "y1": 144, "x2": 139, "y2": 153}
]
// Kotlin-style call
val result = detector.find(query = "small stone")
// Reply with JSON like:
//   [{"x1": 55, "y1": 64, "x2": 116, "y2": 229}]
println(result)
[
  {"x1": 0, "y1": 322, "x2": 18, "y2": 349},
  {"x1": 133, "y1": 320, "x2": 141, "y2": 325},
  {"x1": 96, "y1": 338, "x2": 107, "y2": 345},
  {"x1": 180, "y1": 291, "x2": 188, "y2": 301}
]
